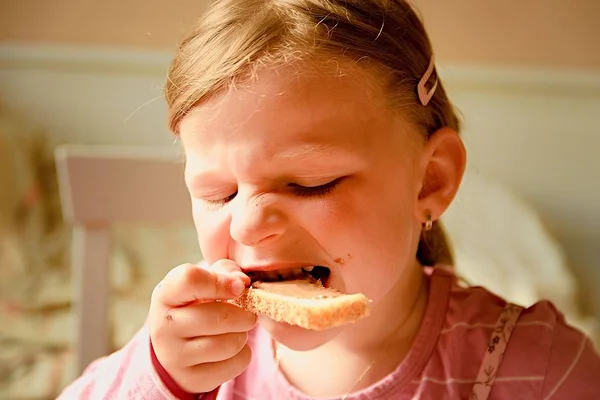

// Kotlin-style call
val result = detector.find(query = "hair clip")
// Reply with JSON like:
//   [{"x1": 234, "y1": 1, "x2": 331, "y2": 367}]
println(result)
[{"x1": 417, "y1": 55, "x2": 438, "y2": 106}]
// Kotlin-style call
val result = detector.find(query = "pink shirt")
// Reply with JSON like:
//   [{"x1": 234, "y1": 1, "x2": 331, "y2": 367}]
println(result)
[{"x1": 58, "y1": 267, "x2": 600, "y2": 399}]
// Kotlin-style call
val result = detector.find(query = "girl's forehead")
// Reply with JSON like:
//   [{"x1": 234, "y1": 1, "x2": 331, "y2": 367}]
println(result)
[
  {"x1": 179, "y1": 63, "x2": 419, "y2": 181},
  {"x1": 180, "y1": 61, "x2": 396, "y2": 147}
]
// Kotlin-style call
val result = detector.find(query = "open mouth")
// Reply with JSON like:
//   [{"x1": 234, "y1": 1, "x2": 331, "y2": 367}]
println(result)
[{"x1": 246, "y1": 266, "x2": 331, "y2": 287}]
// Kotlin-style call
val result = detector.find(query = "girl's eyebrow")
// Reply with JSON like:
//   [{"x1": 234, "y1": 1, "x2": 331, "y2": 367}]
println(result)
[
  {"x1": 186, "y1": 142, "x2": 365, "y2": 190},
  {"x1": 273, "y1": 142, "x2": 361, "y2": 163},
  {"x1": 186, "y1": 170, "x2": 225, "y2": 190}
]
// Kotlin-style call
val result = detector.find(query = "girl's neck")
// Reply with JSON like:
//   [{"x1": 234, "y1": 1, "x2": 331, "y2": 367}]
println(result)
[{"x1": 275, "y1": 263, "x2": 429, "y2": 398}]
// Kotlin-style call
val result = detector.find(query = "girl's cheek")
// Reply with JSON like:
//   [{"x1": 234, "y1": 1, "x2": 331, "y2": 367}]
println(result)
[{"x1": 192, "y1": 203, "x2": 232, "y2": 262}]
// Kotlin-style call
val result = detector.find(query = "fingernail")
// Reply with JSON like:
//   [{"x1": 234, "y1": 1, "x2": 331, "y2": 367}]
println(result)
[
  {"x1": 231, "y1": 271, "x2": 251, "y2": 285},
  {"x1": 231, "y1": 279, "x2": 245, "y2": 296}
]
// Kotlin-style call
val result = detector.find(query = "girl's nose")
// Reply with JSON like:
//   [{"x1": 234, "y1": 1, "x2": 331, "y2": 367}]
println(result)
[{"x1": 229, "y1": 192, "x2": 287, "y2": 246}]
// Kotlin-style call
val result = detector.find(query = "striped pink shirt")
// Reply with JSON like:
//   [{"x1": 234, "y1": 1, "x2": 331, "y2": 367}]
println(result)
[{"x1": 58, "y1": 267, "x2": 600, "y2": 399}]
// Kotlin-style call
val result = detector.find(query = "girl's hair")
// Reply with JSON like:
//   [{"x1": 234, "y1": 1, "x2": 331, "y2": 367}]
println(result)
[{"x1": 165, "y1": 0, "x2": 459, "y2": 266}]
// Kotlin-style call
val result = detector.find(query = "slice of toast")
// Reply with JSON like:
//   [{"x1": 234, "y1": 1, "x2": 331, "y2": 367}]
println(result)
[{"x1": 233, "y1": 279, "x2": 371, "y2": 330}]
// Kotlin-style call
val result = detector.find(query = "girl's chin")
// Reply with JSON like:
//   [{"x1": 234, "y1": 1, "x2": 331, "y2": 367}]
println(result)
[{"x1": 258, "y1": 316, "x2": 342, "y2": 351}]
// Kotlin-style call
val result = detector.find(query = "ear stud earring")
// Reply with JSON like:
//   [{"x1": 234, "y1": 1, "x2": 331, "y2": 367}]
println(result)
[{"x1": 424, "y1": 212, "x2": 433, "y2": 231}]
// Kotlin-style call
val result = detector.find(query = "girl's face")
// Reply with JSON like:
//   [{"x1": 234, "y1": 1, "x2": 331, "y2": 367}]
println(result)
[{"x1": 179, "y1": 61, "x2": 462, "y2": 348}]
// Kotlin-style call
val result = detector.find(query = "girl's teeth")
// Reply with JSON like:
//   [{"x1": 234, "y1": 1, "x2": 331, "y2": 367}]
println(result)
[
  {"x1": 265, "y1": 271, "x2": 279, "y2": 280},
  {"x1": 279, "y1": 268, "x2": 304, "y2": 279},
  {"x1": 279, "y1": 271, "x2": 293, "y2": 279},
  {"x1": 292, "y1": 268, "x2": 304, "y2": 277},
  {"x1": 254, "y1": 267, "x2": 315, "y2": 281}
]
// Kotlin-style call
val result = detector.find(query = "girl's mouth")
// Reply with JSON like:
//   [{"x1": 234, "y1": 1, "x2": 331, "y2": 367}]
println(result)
[{"x1": 246, "y1": 266, "x2": 331, "y2": 287}]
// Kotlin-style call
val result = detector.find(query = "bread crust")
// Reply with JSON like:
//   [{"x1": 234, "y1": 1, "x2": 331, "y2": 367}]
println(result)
[{"x1": 233, "y1": 280, "x2": 371, "y2": 330}]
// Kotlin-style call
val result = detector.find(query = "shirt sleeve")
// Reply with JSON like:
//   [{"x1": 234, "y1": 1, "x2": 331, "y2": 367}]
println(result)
[
  {"x1": 541, "y1": 307, "x2": 600, "y2": 400},
  {"x1": 149, "y1": 338, "x2": 220, "y2": 400},
  {"x1": 56, "y1": 326, "x2": 182, "y2": 400}
]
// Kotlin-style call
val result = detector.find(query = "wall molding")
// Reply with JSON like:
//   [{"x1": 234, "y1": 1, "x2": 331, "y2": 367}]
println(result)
[
  {"x1": 1, "y1": 43, "x2": 599, "y2": 96},
  {"x1": 0, "y1": 43, "x2": 171, "y2": 76}
]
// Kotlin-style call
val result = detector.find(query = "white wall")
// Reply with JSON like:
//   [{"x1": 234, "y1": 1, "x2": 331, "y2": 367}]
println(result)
[
  {"x1": 440, "y1": 69, "x2": 600, "y2": 315},
  {"x1": 1, "y1": 44, "x2": 599, "y2": 314},
  {"x1": 0, "y1": 45, "x2": 173, "y2": 146},
  {"x1": 3, "y1": 0, "x2": 600, "y2": 71}
]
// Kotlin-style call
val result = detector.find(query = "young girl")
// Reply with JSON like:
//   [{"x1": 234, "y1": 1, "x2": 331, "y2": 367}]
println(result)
[{"x1": 58, "y1": 0, "x2": 600, "y2": 399}]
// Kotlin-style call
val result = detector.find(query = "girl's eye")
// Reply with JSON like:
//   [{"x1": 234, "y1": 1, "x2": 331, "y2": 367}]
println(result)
[
  {"x1": 204, "y1": 192, "x2": 237, "y2": 207},
  {"x1": 290, "y1": 178, "x2": 343, "y2": 198},
  {"x1": 200, "y1": 178, "x2": 342, "y2": 207}
]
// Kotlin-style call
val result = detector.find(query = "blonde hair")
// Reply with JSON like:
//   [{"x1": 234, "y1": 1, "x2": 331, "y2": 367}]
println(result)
[{"x1": 165, "y1": 0, "x2": 459, "y2": 266}]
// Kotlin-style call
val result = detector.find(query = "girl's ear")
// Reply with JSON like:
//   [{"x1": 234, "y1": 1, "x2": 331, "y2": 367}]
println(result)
[{"x1": 415, "y1": 127, "x2": 466, "y2": 223}]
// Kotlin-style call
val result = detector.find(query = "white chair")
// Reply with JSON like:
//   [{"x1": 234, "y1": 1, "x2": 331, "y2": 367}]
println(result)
[{"x1": 54, "y1": 144, "x2": 192, "y2": 374}]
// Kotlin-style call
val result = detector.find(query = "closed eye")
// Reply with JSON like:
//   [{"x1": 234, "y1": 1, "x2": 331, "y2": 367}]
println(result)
[
  {"x1": 289, "y1": 178, "x2": 343, "y2": 198},
  {"x1": 203, "y1": 192, "x2": 237, "y2": 207},
  {"x1": 200, "y1": 177, "x2": 343, "y2": 207}
]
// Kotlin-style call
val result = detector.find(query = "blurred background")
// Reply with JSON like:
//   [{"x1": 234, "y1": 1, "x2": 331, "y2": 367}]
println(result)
[{"x1": 1, "y1": 0, "x2": 599, "y2": 398}]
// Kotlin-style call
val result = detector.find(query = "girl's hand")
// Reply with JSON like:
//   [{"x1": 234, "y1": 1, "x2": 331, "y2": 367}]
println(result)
[{"x1": 148, "y1": 260, "x2": 256, "y2": 393}]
